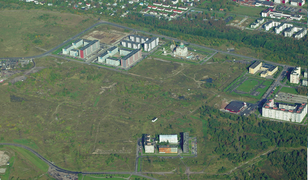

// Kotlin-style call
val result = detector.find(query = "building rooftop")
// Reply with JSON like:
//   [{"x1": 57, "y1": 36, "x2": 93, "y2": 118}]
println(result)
[
  {"x1": 98, "y1": 52, "x2": 108, "y2": 57},
  {"x1": 263, "y1": 99, "x2": 306, "y2": 114},
  {"x1": 225, "y1": 101, "x2": 245, "y2": 112},
  {"x1": 79, "y1": 40, "x2": 99, "y2": 50},
  {"x1": 122, "y1": 40, "x2": 140, "y2": 45},
  {"x1": 159, "y1": 135, "x2": 178, "y2": 143},
  {"x1": 250, "y1": 61, "x2": 262, "y2": 69},
  {"x1": 108, "y1": 46, "x2": 118, "y2": 52},
  {"x1": 107, "y1": 57, "x2": 120, "y2": 61},
  {"x1": 122, "y1": 49, "x2": 141, "y2": 61}
]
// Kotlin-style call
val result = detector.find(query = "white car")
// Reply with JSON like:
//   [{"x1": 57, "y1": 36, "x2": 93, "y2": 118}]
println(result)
[{"x1": 152, "y1": 117, "x2": 158, "y2": 122}]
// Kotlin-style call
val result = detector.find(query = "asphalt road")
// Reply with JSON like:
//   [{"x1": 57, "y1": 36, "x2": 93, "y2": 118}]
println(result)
[{"x1": 0, "y1": 143, "x2": 158, "y2": 180}]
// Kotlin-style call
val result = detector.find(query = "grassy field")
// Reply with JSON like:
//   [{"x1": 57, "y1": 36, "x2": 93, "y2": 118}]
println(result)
[
  {"x1": 0, "y1": 9, "x2": 96, "y2": 57},
  {"x1": 230, "y1": 6, "x2": 265, "y2": 17},
  {"x1": 236, "y1": 79, "x2": 260, "y2": 92},
  {"x1": 0, "y1": 146, "x2": 51, "y2": 179},
  {"x1": 280, "y1": 87, "x2": 298, "y2": 94},
  {"x1": 0, "y1": 53, "x2": 250, "y2": 178},
  {"x1": 82, "y1": 174, "x2": 149, "y2": 180}
]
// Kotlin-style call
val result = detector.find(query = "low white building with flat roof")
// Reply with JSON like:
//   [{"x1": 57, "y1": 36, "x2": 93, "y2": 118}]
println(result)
[{"x1": 159, "y1": 135, "x2": 178, "y2": 144}]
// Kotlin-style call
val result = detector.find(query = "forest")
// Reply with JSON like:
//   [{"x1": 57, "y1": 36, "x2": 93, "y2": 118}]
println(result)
[
  {"x1": 198, "y1": 105, "x2": 306, "y2": 179},
  {"x1": 113, "y1": 13, "x2": 308, "y2": 67}
]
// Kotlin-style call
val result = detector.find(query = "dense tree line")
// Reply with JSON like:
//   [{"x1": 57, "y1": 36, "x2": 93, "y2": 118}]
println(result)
[
  {"x1": 198, "y1": 105, "x2": 306, "y2": 177},
  {"x1": 114, "y1": 13, "x2": 308, "y2": 67},
  {"x1": 268, "y1": 149, "x2": 306, "y2": 179}
]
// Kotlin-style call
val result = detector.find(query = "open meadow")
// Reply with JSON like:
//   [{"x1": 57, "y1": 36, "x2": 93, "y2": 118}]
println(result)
[
  {"x1": 0, "y1": 9, "x2": 96, "y2": 57},
  {"x1": 0, "y1": 53, "x2": 256, "y2": 178}
]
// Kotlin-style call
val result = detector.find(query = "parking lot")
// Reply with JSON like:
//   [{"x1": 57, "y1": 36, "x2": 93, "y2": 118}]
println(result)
[
  {"x1": 275, "y1": 92, "x2": 308, "y2": 103},
  {"x1": 276, "y1": 5, "x2": 306, "y2": 13}
]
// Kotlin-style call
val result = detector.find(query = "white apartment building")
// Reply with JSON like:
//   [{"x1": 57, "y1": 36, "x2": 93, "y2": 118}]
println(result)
[
  {"x1": 262, "y1": 99, "x2": 307, "y2": 123},
  {"x1": 263, "y1": 21, "x2": 281, "y2": 31},
  {"x1": 290, "y1": 67, "x2": 301, "y2": 84},
  {"x1": 144, "y1": 37, "x2": 159, "y2": 52},
  {"x1": 290, "y1": 0, "x2": 305, "y2": 6},
  {"x1": 275, "y1": 23, "x2": 293, "y2": 34},
  {"x1": 294, "y1": 28, "x2": 307, "y2": 39}
]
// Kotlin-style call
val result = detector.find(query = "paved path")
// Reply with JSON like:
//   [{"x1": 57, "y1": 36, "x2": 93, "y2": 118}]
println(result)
[{"x1": 0, "y1": 143, "x2": 158, "y2": 180}]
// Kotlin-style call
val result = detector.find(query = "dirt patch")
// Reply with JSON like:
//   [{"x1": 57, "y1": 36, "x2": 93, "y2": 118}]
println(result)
[
  {"x1": 10, "y1": 76, "x2": 26, "y2": 84},
  {"x1": 0, "y1": 151, "x2": 10, "y2": 166},
  {"x1": 48, "y1": 166, "x2": 77, "y2": 180},
  {"x1": 83, "y1": 30, "x2": 129, "y2": 44},
  {"x1": 99, "y1": 82, "x2": 117, "y2": 94}
]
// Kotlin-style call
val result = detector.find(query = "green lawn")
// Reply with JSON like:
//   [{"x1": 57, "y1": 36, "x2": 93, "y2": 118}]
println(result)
[
  {"x1": 236, "y1": 79, "x2": 260, "y2": 92},
  {"x1": 230, "y1": 6, "x2": 265, "y2": 17},
  {"x1": 280, "y1": 87, "x2": 298, "y2": 94},
  {"x1": 9, "y1": 146, "x2": 49, "y2": 172}
]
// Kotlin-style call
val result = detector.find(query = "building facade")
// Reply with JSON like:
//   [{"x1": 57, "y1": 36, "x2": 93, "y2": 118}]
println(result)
[
  {"x1": 159, "y1": 135, "x2": 178, "y2": 144},
  {"x1": 290, "y1": 67, "x2": 301, "y2": 84},
  {"x1": 143, "y1": 37, "x2": 159, "y2": 52},
  {"x1": 120, "y1": 49, "x2": 142, "y2": 68},
  {"x1": 262, "y1": 99, "x2": 307, "y2": 123},
  {"x1": 144, "y1": 134, "x2": 154, "y2": 153},
  {"x1": 158, "y1": 145, "x2": 178, "y2": 153},
  {"x1": 182, "y1": 132, "x2": 189, "y2": 153},
  {"x1": 249, "y1": 61, "x2": 262, "y2": 74}
]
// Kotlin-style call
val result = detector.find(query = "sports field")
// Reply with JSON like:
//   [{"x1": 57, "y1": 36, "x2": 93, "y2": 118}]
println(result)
[{"x1": 236, "y1": 79, "x2": 260, "y2": 92}]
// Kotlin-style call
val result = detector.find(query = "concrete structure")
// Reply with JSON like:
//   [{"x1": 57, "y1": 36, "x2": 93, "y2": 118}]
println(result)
[
  {"x1": 172, "y1": 42, "x2": 188, "y2": 57},
  {"x1": 121, "y1": 40, "x2": 141, "y2": 49},
  {"x1": 62, "y1": 39, "x2": 100, "y2": 59},
  {"x1": 302, "y1": 79, "x2": 308, "y2": 86},
  {"x1": 294, "y1": 28, "x2": 307, "y2": 39},
  {"x1": 283, "y1": 27, "x2": 304, "y2": 38},
  {"x1": 144, "y1": 134, "x2": 154, "y2": 153},
  {"x1": 249, "y1": 61, "x2": 262, "y2": 74},
  {"x1": 182, "y1": 132, "x2": 189, "y2": 153},
  {"x1": 158, "y1": 145, "x2": 178, "y2": 153},
  {"x1": 106, "y1": 57, "x2": 120, "y2": 66},
  {"x1": 290, "y1": 67, "x2": 301, "y2": 84},
  {"x1": 249, "y1": 61, "x2": 278, "y2": 77},
  {"x1": 69, "y1": 49, "x2": 79, "y2": 57},
  {"x1": 62, "y1": 44, "x2": 74, "y2": 54},
  {"x1": 119, "y1": 48, "x2": 132, "y2": 56},
  {"x1": 165, "y1": 8, "x2": 172, "y2": 12},
  {"x1": 261, "y1": 9, "x2": 302, "y2": 20},
  {"x1": 159, "y1": 135, "x2": 178, "y2": 144},
  {"x1": 170, "y1": 13, "x2": 177, "y2": 18},
  {"x1": 153, "y1": 2, "x2": 162, "y2": 6},
  {"x1": 97, "y1": 52, "x2": 109, "y2": 63},
  {"x1": 162, "y1": 4, "x2": 170, "y2": 7},
  {"x1": 250, "y1": 18, "x2": 264, "y2": 28},
  {"x1": 275, "y1": 23, "x2": 293, "y2": 34},
  {"x1": 290, "y1": 0, "x2": 305, "y2": 6},
  {"x1": 144, "y1": 37, "x2": 159, "y2": 52},
  {"x1": 260, "y1": 65, "x2": 278, "y2": 77},
  {"x1": 225, "y1": 101, "x2": 246, "y2": 113},
  {"x1": 263, "y1": 21, "x2": 281, "y2": 31},
  {"x1": 262, "y1": 99, "x2": 307, "y2": 123},
  {"x1": 107, "y1": 46, "x2": 118, "y2": 56},
  {"x1": 273, "y1": 0, "x2": 289, "y2": 3},
  {"x1": 121, "y1": 49, "x2": 142, "y2": 68},
  {"x1": 178, "y1": 6, "x2": 188, "y2": 10},
  {"x1": 304, "y1": 72, "x2": 307, "y2": 78},
  {"x1": 171, "y1": 0, "x2": 179, "y2": 4},
  {"x1": 129, "y1": 35, "x2": 149, "y2": 43}
]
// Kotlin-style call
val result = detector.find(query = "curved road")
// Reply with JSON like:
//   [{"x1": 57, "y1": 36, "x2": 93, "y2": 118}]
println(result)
[{"x1": 0, "y1": 143, "x2": 158, "y2": 180}]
